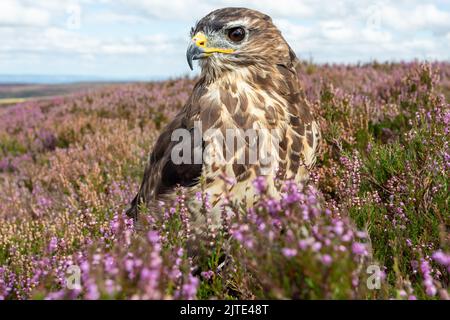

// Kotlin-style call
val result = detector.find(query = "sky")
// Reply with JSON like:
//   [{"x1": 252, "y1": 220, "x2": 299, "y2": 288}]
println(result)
[{"x1": 0, "y1": 0, "x2": 449, "y2": 80}]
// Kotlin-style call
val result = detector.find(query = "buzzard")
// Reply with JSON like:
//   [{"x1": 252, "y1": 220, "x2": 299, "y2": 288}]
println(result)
[{"x1": 127, "y1": 7, "x2": 320, "y2": 229}]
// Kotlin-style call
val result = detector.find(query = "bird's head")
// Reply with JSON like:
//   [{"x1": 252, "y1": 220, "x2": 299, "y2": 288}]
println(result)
[{"x1": 187, "y1": 7, "x2": 295, "y2": 74}]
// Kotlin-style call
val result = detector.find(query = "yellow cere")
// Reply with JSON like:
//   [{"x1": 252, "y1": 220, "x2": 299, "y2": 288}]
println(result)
[{"x1": 192, "y1": 32, "x2": 235, "y2": 55}]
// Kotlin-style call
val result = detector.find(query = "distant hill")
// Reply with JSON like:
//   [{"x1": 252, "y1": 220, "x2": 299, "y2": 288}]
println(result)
[
  {"x1": 0, "y1": 74, "x2": 175, "y2": 101},
  {"x1": 0, "y1": 74, "x2": 168, "y2": 85},
  {"x1": 0, "y1": 83, "x2": 123, "y2": 100},
  {"x1": 0, "y1": 74, "x2": 163, "y2": 84},
  {"x1": 0, "y1": 75, "x2": 108, "y2": 84}
]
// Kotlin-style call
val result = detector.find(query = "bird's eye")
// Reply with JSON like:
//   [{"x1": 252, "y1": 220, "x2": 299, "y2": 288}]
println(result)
[{"x1": 227, "y1": 27, "x2": 245, "y2": 42}]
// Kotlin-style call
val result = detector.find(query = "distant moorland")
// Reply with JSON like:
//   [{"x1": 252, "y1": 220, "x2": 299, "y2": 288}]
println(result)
[{"x1": 0, "y1": 83, "x2": 125, "y2": 105}]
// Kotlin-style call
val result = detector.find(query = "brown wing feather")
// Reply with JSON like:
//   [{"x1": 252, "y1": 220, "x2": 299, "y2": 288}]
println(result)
[
  {"x1": 126, "y1": 84, "x2": 205, "y2": 219},
  {"x1": 275, "y1": 62, "x2": 319, "y2": 178}
]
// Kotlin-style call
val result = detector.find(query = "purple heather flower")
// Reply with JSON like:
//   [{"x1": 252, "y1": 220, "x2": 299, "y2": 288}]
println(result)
[
  {"x1": 258, "y1": 222, "x2": 266, "y2": 231},
  {"x1": 47, "y1": 236, "x2": 58, "y2": 253},
  {"x1": 80, "y1": 260, "x2": 90, "y2": 274},
  {"x1": 253, "y1": 176, "x2": 267, "y2": 194},
  {"x1": 282, "y1": 248, "x2": 297, "y2": 258},
  {"x1": 125, "y1": 259, "x2": 134, "y2": 273},
  {"x1": 182, "y1": 274, "x2": 199, "y2": 300},
  {"x1": 104, "y1": 255, "x2": 119, "y2": 275},
  {"x1": 232, "y1": 230, "x2": 244, "y2": 242},
  {"x1": 244, "y1": 238, "x2": 254, "y2": 249},
  {"x1": 200, "y1": 270, "x2": 214, "y2": 280},
  {"x1": 352, "y1": 243, "x2": 368, "y2": 256},
  {"x1": 36, "y1": 129, "x2": 57, "y2": 151},
  {"x1": 356, "y1": 231, "x2": 367, "y2": 239},
  {"x1": 45, "y1": 290, "x2": 66, "y2": 300},
  {"x1": 420, "y1": 259, "x2": 437, "y2": 297},
  {"x1": 311, "y1": 242, "x2": 322, "y2": 252},
  {"x1": 86, "y1": 282, "x2": 100, "y2": 300},
  {"x1": 298, "y1": 237, "x2": 314, "y2": 250},
  {"x1": 432, "y1": 250, "x2": 450, "y2": 267},
  {"x1": 222, "y1": 175, "x2": 236, "y2": 185},
  {"x1": 352, "y1": 275, "x2": 359, "y2": 288},
  {"x1": 333, "y1": 221, "x2": 344, "y2": 235},
  {"x1": 147, "y1": 231, "x2": 160, "y2": 244},
  {"x1": 93, "y1": 254, "x2": 102, "y2": 265},
  {"x1": 104, "y1": 279, "x2": 117, "y2": 296},
  {"x1": 266, "y1": 199, "x2": 281, "y2": 214},
  {"x1": 321, "y1": 254, "x2": 333, "y2": 266},
  {"x1": 406, "y1": 239, "x2": 413, "y2": 247}
]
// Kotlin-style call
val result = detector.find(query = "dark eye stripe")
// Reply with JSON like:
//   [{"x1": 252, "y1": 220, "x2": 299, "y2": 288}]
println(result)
[
  {"x1": 192, "y1": 20, "x2": 225, "y2": 36},
  {"x1": 210, "y1": 22, "x2": 225, "y2": 32}
]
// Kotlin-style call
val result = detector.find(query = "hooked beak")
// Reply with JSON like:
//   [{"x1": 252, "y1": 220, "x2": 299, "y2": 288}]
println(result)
[
  {"x1": 186, "y1": 42, "x2": 207, "y2": 71},
  {"x1": 186, "y1": 32, "x2": 235, "y2": 71}
]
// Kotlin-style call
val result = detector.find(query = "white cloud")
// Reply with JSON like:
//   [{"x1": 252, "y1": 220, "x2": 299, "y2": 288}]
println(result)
[
  {"x1": 0, "y1": 0, "x2": 51, "y2": 27},
  {"x1": 121, "y1": 0, "x2": 214, "y2": 21},
  {"x1": 319, "y1": 21, "x2": 357, "y2": 42},
  {"x1": 360, "y1": 27, "x2": 392, "y2": 43},
  {"x1": 274, "y1": 18, "x2": 312, "y2": 40},
  {"x1": 380, "y1": 3, "x2": 450, "y2": 32},
  {"x1": 120, "y1": 0, "x2": 321, "y2": 21},
  {"x1": 0, "y1": 0, "x2": 448, "y2": 77},
  {"x1": 87, "y1": 12, "x2": 148, "y2": 25},
  {"x1": 0, "y1": 26, "x2": 177, "y2": 56}
]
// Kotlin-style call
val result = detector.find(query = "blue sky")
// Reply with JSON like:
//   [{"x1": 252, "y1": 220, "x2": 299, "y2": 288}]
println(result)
[{"x1": 0, "y1": 0, "x2": 449, "y2": 79}]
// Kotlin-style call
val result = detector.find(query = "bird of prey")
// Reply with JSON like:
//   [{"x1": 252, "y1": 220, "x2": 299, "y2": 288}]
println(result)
[{"x1": 127, "y1": 7, "x2": 320, "y2": 230}]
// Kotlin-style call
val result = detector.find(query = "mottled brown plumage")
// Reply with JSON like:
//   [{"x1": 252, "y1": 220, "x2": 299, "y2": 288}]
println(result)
[{"x1": 127, "y1": 8, "x2": 320, "y2": 229}]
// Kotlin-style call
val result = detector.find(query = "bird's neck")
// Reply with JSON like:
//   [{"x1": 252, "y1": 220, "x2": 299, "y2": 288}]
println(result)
[
  {"x1": 203, "y1": 64, "x2": 283, "y2": 91},
  {"x1": 197, "y1": 64, "x2": 295, "y2": 128}
]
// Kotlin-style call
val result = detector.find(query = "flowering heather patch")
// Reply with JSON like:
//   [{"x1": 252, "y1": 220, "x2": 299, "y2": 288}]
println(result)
[{"x1": 0, "y1": 62, "x2": 448, "y2": 300}]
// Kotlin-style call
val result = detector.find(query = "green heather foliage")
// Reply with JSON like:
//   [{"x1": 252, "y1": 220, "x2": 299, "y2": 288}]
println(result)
[{"x1": 0, "y1": 62, "x2": 448, "y2": 300}]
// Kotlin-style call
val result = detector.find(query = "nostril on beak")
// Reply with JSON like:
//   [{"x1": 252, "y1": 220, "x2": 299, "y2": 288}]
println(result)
[{"x1": 199, "y1": 41, "x2": 205, "y2": 46}]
